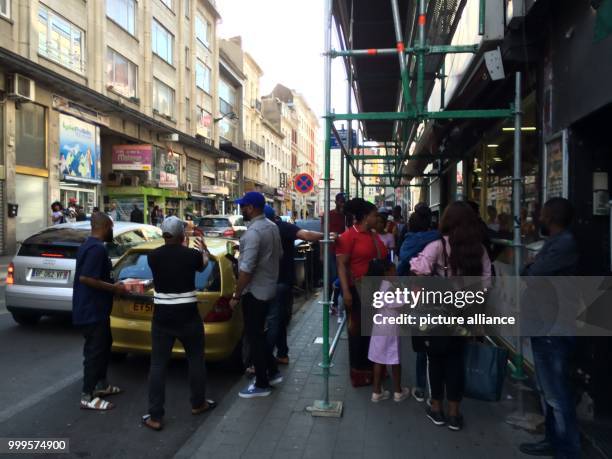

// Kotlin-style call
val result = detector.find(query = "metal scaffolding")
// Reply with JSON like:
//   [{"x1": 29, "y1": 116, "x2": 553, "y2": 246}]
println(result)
[{"x1": 309, "y1": 0, "x2": 524, "y2": 416}]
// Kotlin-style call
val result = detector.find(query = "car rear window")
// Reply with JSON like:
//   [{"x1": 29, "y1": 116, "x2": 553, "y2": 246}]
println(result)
[
  {"x1": 114, "y1": 252, "x2": 222, "y2": 292},
  {"x1": 198, "y1": 218, "x2": 230, "y2": 228},
  {"x1": 18, "y1": 227, "x2": 89, "y2": 259}
]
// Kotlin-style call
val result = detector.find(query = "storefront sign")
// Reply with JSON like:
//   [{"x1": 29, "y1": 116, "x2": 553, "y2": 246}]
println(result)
[
  {"x1": 59, "y1": 114, "x2": 101, "y2": 184},
  {"x1": 216, "y1": 160, "x2": 240, "y2": 171},
  {"x1": 544, "y1": 130, "x2": 568, "y2": 200},
  {"x1": 158, "y1": 150, "x2": 180, "y2": 189},
  {"x1": 112, "y1": 145, "x2": 153, "y2": 171},
  {"x1": 201, "y1": 185, "x2": 229, "y2": 195}
]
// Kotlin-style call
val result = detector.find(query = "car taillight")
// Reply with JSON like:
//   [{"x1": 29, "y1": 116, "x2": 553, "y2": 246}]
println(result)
[
  {"x1": 41, "y1": 253, "x2": 64, "y2": 258},
  {"x1": 203, "y1": 296, "x2": 233, "y2": 323},
  {"x1": 222, "y1": 229, "x2": 235, "y2": 237},
  {"x1": 6, "y1": 262, "x2": 14, "y2": 285}
]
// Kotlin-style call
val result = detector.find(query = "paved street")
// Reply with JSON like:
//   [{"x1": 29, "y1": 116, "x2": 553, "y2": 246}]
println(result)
[{"x1": 0, "y1": 286, "x2": 311, "y2": 459}]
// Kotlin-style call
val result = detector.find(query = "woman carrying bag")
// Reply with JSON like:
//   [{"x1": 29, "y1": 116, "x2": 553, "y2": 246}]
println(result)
[
  {"x1": 410, "y1": 201, "x2": 492, "y2": 431},
  {"x1": 336, "y1": 198, "x2": 388, "y2": 387}
]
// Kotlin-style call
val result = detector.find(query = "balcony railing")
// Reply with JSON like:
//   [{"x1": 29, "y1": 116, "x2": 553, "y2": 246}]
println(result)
[{"x1": 246, "y1": 140, "x2": 265, "y2": 161}]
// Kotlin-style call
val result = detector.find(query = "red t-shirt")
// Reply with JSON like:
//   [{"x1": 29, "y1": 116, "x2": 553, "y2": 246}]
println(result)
[
  {"x1": 324, "y1": 209, "x2": 348, "y2": 254},
  {"x1": 335, "y1": 225, "x2": 388, "y2": 283}
]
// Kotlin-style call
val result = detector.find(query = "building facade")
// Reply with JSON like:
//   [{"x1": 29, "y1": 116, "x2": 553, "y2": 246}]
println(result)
[{"x1": 0, "y1": 0, "x2": 228, "y2": 253}]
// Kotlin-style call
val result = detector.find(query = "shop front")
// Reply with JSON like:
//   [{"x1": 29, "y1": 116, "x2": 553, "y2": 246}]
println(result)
[
  {"x1": 106, "y1": 144, "x2": 186, "y2": 222},
  {"x1": 58, "y1": 113, "x2": 102, "y2": 215}
]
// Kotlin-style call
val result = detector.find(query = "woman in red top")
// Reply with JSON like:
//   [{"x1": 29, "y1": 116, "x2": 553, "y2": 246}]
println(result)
[{"x1": 336, "y1": 198, "x2": 388, "y2": 386}]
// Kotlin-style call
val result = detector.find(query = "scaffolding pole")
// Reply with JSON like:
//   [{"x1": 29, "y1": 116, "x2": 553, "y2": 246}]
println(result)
[{"x1": 307, "y1": 0, "x2": 343, "y2": 418}]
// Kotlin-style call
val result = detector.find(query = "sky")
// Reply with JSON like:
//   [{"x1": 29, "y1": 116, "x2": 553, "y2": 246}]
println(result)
[{"x1": 216, "y1": 0, "x2": 349, "y2": 121}]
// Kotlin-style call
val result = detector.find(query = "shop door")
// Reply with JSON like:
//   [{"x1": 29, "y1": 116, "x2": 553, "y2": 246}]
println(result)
[
  {"x1": 16, "y1": 175, "x2": 48, "y2": 243},
  {"x1": 187, "y1": 158, "x2": 201, "y2": 191}
]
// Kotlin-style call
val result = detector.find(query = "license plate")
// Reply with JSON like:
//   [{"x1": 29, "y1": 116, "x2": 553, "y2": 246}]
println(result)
[
  {"x1": 205, "y1": 232, "x2": 219, "y2": 237},
  {"x1": 30, "y1": 268, "x2": 70, "y2": 281},
  {"x1": 130, "y1": 303, "x2": 153, "y2": 314}
]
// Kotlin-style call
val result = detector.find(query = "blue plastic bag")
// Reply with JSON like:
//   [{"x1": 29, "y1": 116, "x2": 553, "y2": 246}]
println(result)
[{"x1": 463, "y1": 342, "x2": 509, "y2": 402}]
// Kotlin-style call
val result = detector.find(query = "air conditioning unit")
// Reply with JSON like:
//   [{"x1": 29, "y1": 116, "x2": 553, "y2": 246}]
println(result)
[
  {"x1": 186, "y1": 182, "x2": 193, "y2": 193},
  {"x1": 7, "y1": 74, "x2": 35, "y2": 101}
]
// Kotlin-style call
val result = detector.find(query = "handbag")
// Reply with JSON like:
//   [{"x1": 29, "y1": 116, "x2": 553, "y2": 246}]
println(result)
[
  {"x1": 366, "y1": 231, "x2": 386, "y2": 277},
  {"x1": 463, "y1": 341, "x2": 509, "y2": 401}
]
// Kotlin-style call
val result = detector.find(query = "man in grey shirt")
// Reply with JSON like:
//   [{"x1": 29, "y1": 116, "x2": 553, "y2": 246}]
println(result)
[{"x1": 229, "y1": 192, "x2": 283, "y2": 398}]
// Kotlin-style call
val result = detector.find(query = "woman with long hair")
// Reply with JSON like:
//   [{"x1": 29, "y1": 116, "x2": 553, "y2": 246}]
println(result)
[
  {"x1": 410, "y1": 201, "x2": 492, "y2": 431},
  {"x1": 336, "y1": 198, "x2": 388, "y2": 387}
]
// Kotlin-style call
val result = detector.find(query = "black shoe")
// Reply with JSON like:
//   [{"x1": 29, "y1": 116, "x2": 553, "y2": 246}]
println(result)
[
  {"x1": 447, "y1": 415, "x2": 464, "y2": 431},
  {"x1": 426, "y1": 407, "x2": 446, "y2": 426},
  {"x1": 519, "y1": 440, "x2": 555, "y2": 456}
]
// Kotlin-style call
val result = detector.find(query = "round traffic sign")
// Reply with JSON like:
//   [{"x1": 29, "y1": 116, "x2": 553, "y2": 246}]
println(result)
[{"x1": 294, "y1": 173, "x2": 314, "y2": 194}]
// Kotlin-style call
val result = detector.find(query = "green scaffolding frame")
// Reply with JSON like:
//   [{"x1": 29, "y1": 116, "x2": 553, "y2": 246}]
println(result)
[{"x1": 309, "y1": 0, "x2": 524, "y2": 417}]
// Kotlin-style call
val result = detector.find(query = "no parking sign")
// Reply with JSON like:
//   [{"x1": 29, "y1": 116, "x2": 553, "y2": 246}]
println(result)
[{"x1": 294, "y1": 173, "x2": 314, "y2": 194}]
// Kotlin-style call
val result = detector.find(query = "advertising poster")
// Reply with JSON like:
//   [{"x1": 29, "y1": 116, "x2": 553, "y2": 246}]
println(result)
[
  {"x1": 544, "y1": 130, "x2": 568, "y2": 200},
  {"x1": 112, "y1": 144, "x2": 153, "y2": 171},
  {"x1": 59, "y1": 114, "x2": 101, "y2": 183},
  {"x1": 158, "y1": 150, "x2": 180, "y2": 188}
]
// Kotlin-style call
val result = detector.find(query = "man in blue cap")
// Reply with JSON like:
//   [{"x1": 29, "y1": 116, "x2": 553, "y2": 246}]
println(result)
[
  {"x1": 229, "y1": 192, "x2": 283, "y2": 398},
  {"x1": 263, "y1": 205, "x2": 325, "y2": 365}
]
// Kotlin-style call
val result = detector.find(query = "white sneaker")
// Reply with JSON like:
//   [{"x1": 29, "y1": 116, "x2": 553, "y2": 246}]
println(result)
[
  {"x1": 371, "y1": 390, "x2": 391, "y2": 403},
  {"x1": 394, "y1": 387, "x2": 411, "y2": 402}
]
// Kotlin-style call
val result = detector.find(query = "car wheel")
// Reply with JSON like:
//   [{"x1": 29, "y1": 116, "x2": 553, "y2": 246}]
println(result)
[{"x1": 11, "y1": 311, "x2": 42, "y2": 326}]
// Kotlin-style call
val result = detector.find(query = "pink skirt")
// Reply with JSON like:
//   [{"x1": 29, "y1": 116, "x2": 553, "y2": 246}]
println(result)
[{"x1": 368, "y1": 335, "x2": 401, "y2": 365}]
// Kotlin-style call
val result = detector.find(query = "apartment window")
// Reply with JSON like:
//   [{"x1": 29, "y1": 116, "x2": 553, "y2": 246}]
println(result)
[
  {"x1": 37, "y1": 4, "x2": 85, "y2": 74},
  {"x1": 160, "y1": 0, "x2": 173, "y2": 11},
  {"x1": 153, "y1": 79, "x2": 175, "y2": 118},
  {"x1": 185, "y1": 46, "x2": 190, "y2": 68},
  {"x1": 107, "y1": 0, "x2": 136, "y2": 35},
  {"x1": 152, "y1": 19, "x2": 173, "y2": 64},
  {"x1": 185, "y1": 98, "x2": 191, "y2": 129},
  {"x1": 195, "y1": 59, "x2": 211, "y2": 93},
  {"x1": 16, "y1": 103, "x2": 46, "y2": 169},
  {"x1": 195, "y1": 14, "x2": 210, "y2": 48},
  {"x1": 106, "y1": 48, "x2": 138, "y2": 98},
  {"x1": 184, "y1": 0, "x2": 189, "y2": 18},
  {"x1": 197, "y1": 105, "x2": 212, "y2": 138},
  {"x1": 219, "y1": 79, "x2": 236, "y2": 113},
  {"x1": 0, "y1": 0, "x2": 10, "y2": 19}
]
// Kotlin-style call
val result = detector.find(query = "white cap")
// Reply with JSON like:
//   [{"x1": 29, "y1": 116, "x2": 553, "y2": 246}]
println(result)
[{"x1": 160, "y1": 216, "x2": 185, "y2": 238}]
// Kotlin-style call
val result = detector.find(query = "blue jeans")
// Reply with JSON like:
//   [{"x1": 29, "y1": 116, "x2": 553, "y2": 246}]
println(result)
[
  {"x1": 266, "y1": 283, "x2": 293, "y2": 359},
  {"x1": 531, "y1": 337, "x2": 580, "y2": 458}
]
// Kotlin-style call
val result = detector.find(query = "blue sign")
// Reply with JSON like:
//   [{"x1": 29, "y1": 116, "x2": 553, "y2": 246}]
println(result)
[
  {"x1": 59, "y1": 114, "x2": 101, "y2": 184},
  {"x1": 330, "y1": 129, "x2": 358, "y2": 150},
  {"x1": 294, "y1": 173, "x2": 314, "y2": 194}
]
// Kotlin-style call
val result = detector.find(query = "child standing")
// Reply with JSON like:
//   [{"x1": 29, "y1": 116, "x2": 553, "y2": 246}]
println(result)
[{"x1": 368, "y1": 262, "x2": 410, "y2": 402}]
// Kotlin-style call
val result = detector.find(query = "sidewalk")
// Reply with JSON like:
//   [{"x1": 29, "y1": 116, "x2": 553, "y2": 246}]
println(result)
[{"x1": 174, "y1": 293, "x2": 575, "y2": 459}]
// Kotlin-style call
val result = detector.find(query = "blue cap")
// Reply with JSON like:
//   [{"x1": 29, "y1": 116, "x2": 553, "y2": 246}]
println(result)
[
  {"x1": 264, "y1": 205, "x2": 276, "y2": 220},
  {"x1": 234, "y1": 191, "x2": 265, "y2": 209}
]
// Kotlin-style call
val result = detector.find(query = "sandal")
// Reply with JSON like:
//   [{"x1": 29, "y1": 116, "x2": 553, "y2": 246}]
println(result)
[
  {"x1": 94, "y1": 385, "x2": 122, "y2": 397},
  {"x1": 141, "y1": 414, "x2": 163, "y2": 431},
  {"x1": 80, "y1": 397, "x2": 115, "y2": 411},
  {"x1": 191, "y1": 399, "x2": 218, "y2": 415}
]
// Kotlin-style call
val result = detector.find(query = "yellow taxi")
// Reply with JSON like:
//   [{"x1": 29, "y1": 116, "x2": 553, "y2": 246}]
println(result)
[{"x1": 110, "y1": 238, "x2": 243, "y2": 362}]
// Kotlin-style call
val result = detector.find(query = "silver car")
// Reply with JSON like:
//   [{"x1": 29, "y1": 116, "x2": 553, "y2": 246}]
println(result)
[
  {"x1": 196, "y1": 214, "x2": 247, "y2": 239},
  {"x1": 6, "y1": 222, "x2": 162, "y2": 325}
]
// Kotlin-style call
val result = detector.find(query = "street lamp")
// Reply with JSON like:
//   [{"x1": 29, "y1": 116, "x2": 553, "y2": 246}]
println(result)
[{"x1": 214, "y1": 111, "x2": 238, "y2": 123}]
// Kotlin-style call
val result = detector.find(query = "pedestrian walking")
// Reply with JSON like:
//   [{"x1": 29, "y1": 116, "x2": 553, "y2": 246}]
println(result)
[
  {"x1": 130, "y1": 204, "x2": 144, "y2": 223},
  {"x1": 229, "y1": 192, "x2": 283, "y2": 398},
  {"x1": 65, "y1": 198, "x2": 78, "y2": 223},
  {"x1": 519, "y1": 198, "x2": 580, "y2": 459},
  {"x1": 375, "y1": 212, "x2": 395, "y2": 260},
  {"x1": 369, "y1": 261, "x2": 411, "y2": 403},
  {"x1": 410, "y1": 201, "x2": 492, "y2": 431},
  {"x1": 323, "y1": 192, "x2": 348, "y2": 315},
  {"x1": 397, "y1": 203, "x2": 441, "y2": 403},
  {"x1": 51, "y1": 201, "x2": 65, "y2": 225},
  {"x1": 263, "y1": 205, "x2": 324, "y2": 366},
  {"x1": 142, "y1": 216, "x2": 216, "y2": 431},
  {"x1": 336, "y1": 197, "x2": 388, "y2": 387},
  {"x1": 73, "y1": 212, "x2": 127, "y2": 411}
]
